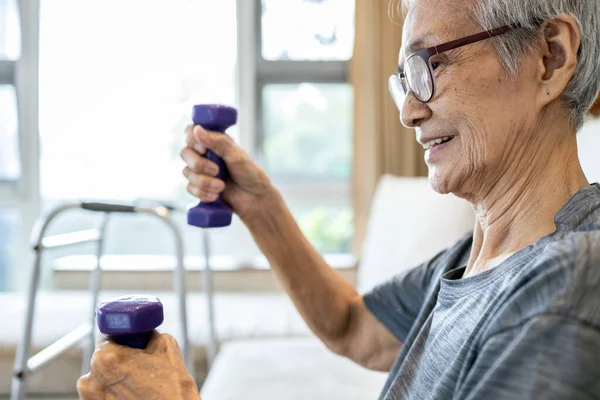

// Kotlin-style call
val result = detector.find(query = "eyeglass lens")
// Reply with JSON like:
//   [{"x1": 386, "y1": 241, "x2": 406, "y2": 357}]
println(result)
[{"x1": 405, "y1": 55, "x2": 433, "y2": 102}]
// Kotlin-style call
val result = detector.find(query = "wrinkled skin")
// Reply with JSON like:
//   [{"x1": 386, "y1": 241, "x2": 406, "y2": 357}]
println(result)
[
  {"x1": 77, "y1": 333, "x2": 201, "y2": 400},
  {"x1": 398, "y1": 0, "x2": 587, "y2": 277}
]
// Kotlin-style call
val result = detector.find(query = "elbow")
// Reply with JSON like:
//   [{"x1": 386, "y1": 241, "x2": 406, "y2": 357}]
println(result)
[
  {"x1": 325, "y1": 335, "x2": 390, "y2": 372},
  {"x1": 321, "y1": 297, "x2": 398, "y2": 372}
]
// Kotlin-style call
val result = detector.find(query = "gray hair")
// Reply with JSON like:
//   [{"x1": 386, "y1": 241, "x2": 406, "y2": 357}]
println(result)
[{"x1": 394, "y1": 0, "x2": 600, "y2": 131}]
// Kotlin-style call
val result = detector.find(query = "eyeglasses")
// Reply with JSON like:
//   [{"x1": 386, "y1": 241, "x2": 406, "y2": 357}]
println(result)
[{"x1": 389, "y1": 24, "x2": 518, "y2": 108}]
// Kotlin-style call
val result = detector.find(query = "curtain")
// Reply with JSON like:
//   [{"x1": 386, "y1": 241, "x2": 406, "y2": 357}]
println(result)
[
  {"x1": 591, "y1": 96, "x2": 600, "y2": 118},
  {"x1": 350, "y1": 0, "x2": 427, "y2": 255}
]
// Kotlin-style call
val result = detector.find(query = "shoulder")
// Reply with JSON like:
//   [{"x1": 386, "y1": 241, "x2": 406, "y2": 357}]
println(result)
[
  {"x1": 423, "y1": 232, "x2": 473, "y2": 284},
  {"x1": 485, "y1": 230, "x2": 600, "y2": 337},
  {"x1": 372, "y1": 231, "x2": 473, "y2": 292}
]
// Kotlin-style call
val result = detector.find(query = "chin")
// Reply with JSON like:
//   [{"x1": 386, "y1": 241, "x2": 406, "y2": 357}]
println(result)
[{"x1": 427, "y1": 165, "x2": 459, "y2": 195}]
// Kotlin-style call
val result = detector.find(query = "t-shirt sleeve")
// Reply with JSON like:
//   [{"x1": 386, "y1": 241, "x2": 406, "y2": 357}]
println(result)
[
  {"x1": 362, "y1": 250, "x2": 446, "y2": 342},
  {"x1": 456, "y1": 314, "x2": 600, "y2": 400}
]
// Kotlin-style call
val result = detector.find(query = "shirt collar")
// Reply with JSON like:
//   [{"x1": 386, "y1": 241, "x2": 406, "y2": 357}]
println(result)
[{"x1": 554, "y1": 183, "x2": 600, "y2": 231}]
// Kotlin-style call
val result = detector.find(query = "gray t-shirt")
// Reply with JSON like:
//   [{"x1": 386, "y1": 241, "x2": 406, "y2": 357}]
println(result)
[{"x1": 364, "y1": 183, "x2": 600, "y2": 400}]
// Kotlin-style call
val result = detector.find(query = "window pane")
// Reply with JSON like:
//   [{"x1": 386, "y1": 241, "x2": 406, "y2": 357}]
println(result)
[
  {"x1": 0, "y1": 208, "x2": 19, "y2": 291},
  {"x1": 262, "y1": 0, "x2": 354, "y2": 61},
  {"x1": 0, "y1": 0, "x2": 21, "y2": 60},
  {"x1": 292, "y1": 205, "x2": 353, "y2": 253},
  {"x1": 0, "y1": 85, "x2": 20, "y2": 180},
  {"x1": 262, "y1": 83, "x2": 353, "y2": 181},
  {"x1": 39, "y1": 0, "x2": 237, "y2": 257}
]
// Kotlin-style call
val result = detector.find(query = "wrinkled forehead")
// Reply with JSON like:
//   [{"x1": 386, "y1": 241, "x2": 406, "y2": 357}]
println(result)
[{"x1": 398, "y1": 0, "x2": 476, "y2": 63}]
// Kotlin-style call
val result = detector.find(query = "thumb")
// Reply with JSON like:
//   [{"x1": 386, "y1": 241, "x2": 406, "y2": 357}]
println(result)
[{"x1": 193, "y1": 125, "x2": 237, "y2": 163}]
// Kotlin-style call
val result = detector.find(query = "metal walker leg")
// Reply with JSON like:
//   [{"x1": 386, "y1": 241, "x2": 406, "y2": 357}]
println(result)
[{"x1": 11, "y1": 202, "x2": 191, "y2": 400}]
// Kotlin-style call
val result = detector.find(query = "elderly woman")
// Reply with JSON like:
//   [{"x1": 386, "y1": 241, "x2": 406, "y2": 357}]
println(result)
[{"x1": 78, "y1": 0, "x2": 600, "y2": 398}]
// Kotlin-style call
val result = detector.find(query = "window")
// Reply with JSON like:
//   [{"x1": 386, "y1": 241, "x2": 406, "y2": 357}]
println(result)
[
  {"x1": 0, "y1": 0, "x2": 24, "y2": 291},
  {"x1": 261, "y1": 0, "x2": 354, "y2": 61},
  {"x1": 262, "y1": 83, "x2": 353, "y2": 182},
  {"x1": 37, "y1": 0, "x2": 239, "y2": 284},
  {"x1": 257, "y1": 0, "x2": 355, "y2": 253},
  {"x1": 39, "y1": 0, "x2": 238, "y2": 204},
  {"x1": 0, "y1": 0, "x2": 21, "y2": 182},
  {"x1": 3, "y1": 0, "x2": 355, "y2": 291},
  {"x1": 0, "y1": 0, "x2": 20, "y2": 60},
  {"x1": 0, "y1": 208, "x2": 19, "y2": 290},
  {"x1": 0, "y1": 85, "x2": 20, "y2": 181}
]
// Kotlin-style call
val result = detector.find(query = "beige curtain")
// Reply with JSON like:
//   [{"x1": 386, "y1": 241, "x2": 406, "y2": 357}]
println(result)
[
  {"x1": 591, "y1": 96, "x2": 600, "y2": 118},
  {"x1": 350, "y1": 0, "x2": 428, "y2": 255}
]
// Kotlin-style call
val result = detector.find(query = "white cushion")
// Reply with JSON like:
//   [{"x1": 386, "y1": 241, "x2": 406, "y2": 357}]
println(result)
[
  {"x1": 356, "y1": 175, "x2": 475, "y2": 292},
  {"x1": 579, "y1": 119, "x2": 600, "y2": 184},
  {"x1": 200, "y1": 338, "x2": 388, "y2": 400}
]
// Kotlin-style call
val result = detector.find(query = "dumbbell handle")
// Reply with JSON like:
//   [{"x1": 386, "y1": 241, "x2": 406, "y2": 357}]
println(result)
[{"x1": 187, "y1": 105, "x2": 237, "y2": 228}]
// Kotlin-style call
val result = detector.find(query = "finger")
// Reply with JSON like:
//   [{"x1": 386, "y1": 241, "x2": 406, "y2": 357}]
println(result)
[
  {"x1": 188, "y1": 125, "x2": 207, "y2": 155},
  {"x1": 180, "y1": 148, "x2": 220, "y2": 176},
  {"x1": 193, "y1": 125, "x2": 239, "y2": 164},
  {"x1": 77, "y1": 373, "x2": 106, "y2": 400},
  {"x1": 90, "y1": 341, "x2": 137, "y2": 387},
  {"x1": 182, "y1": 167, "x2": 225, "y2": 194},
  {"x1": 146, "y1": 333, "x2": 187, "y2": 366},
  {"x1": 186, "y1": 183, "x2": 220, "y2": 202},
  {"x1": 96, "y1": 333, "x2": 113, "y2": 347},
  {"x1": 185, "y1": 124, "x2": 194, "y2": 147}
]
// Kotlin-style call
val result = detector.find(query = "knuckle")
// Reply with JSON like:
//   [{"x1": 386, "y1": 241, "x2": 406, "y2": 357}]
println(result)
[
  {"x1": 158, "y1": 333, "x2": 181, "y2": 352},
  {"x1": 222, "y1": 133, "x2": 234, "y2": 144},
  {"x1": 228, "y1": 150, "x2": 246, "y2": 167},
  {"x1": 94, "y1": 347, "x2": 119, "y2": 366},
  {"x1": 92, "y1": 351, "x2": 109, "y2": 366},
  {"x1": 200, "y1": 190, "x2": 218, "y2": 201},
  {"x1": 204, "y1": 162, "x2": 218, "y2": 176},
  {"x1": 180, "y1": 148, "x2": 198, "y2": 169},
  {"x1": 187, "y1": 181, "x2": 219, "y2": 200},
  {"x1": 76, "y1": 375, "x2": 90, "y2": 391},
  {"x1": 186, "y1": 157, "x2": 203, "y2": 173},
  {"x1": 192, "y1": 174, "x2": 209, "y2": 189},
  {"x1": 179, "y1": 147, "x2": 188, "y2": 159},
  {"x1": 184, "y1": 125, "x2": 195, "y2": 146},
  {"x1": 187, "y1": 183, "x2": 200, "y2": 197},
  {"x1": 222, "y1": 134, "x2": 236, "y2": 150}
]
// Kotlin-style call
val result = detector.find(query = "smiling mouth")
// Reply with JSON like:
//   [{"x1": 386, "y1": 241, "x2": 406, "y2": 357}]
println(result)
[{"x1": 423, "y1": 136, "x2": 455, "y2": 150}]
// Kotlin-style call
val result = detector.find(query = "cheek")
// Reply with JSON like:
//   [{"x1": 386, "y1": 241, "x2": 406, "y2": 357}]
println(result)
[{"x1": 436, "y1": 72, "x2": 526, "y2": 167}]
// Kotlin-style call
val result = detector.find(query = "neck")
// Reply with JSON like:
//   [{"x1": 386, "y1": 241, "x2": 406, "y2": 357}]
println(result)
[{"x1": 462, "y1": 124, "x2": 588, "y2": 277}]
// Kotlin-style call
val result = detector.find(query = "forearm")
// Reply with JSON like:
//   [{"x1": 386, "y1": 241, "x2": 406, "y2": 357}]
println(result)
[{"x1": 242, "y1": 190, "x2": 359, "y2": 348}]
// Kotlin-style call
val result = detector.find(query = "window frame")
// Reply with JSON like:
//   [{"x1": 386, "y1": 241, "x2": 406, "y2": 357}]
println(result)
[
  {"x1": 252, "y1": 0, "x2": 352, "y2": 195},
  {"x1": 0, "y1": 0, "x2": 41, "y2": 290},
  {"x1": 4, "y1": 0, "x2": 354, "y2": 291}
]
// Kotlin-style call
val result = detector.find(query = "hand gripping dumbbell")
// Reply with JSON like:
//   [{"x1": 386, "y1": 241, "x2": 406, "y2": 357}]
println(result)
[{"x1": 187, "y1": 104, "x2": 238, "y2": 228}]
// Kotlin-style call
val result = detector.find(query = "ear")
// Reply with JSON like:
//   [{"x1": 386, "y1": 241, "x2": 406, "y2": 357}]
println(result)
[{"x1": 537, "y1": 16, "x2": 580, "y2": 106}]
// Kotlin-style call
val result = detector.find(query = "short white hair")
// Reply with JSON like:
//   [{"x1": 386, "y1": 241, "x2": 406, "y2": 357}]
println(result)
[{"x1": 393, "y1": 0, "x2": 600, "y2": 131}]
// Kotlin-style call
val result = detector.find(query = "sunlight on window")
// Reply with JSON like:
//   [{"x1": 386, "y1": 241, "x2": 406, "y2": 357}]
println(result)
[
  {"x1": 0, "y1": 85, "x2": 20, "y2": 180},
  {"x1": 261, "y1": 0, "x2": 355, "y2": 61},
  {"x1": 0, "y1": 207, "x2": 18, "y2": 290},
  {"x1": 39, "y1": 0, "x2": 238, "y2": 202},
  {"x1": 262, "y1": 83, "x2": 353, "y2": 181},
  {"x1": 0, "y1": 0, "x2": 21, "y2": 60},
  {"x1": 295, "y1": 205, "x2": 353, "y2": 253}
]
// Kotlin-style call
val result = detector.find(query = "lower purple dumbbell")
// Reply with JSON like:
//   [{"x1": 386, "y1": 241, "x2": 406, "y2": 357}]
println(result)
[
  {"x1": 97, "y1": 295, "x2": 164, "y2": 349},
  {"x1": 187, "y1": 104, "x2": 238, "y2": 228}
]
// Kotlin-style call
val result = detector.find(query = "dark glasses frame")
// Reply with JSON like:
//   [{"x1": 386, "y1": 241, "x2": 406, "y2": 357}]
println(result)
[{"x1": 397, "y1": 23, "x2": 519, "y2": 103}]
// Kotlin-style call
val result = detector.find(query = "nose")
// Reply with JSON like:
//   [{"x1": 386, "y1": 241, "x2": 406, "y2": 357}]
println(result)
[{"x1": 400, "y1": 93, "x2": 432, "y2": 128}]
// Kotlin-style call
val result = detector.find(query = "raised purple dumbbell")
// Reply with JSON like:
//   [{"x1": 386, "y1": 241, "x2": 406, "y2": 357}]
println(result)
[
  {"x1": 187, "y1": 104, "x2": 238, "y2": 228},
  {"x1": 97, "y1": 295, "x2": 164, "y2": 349}
]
